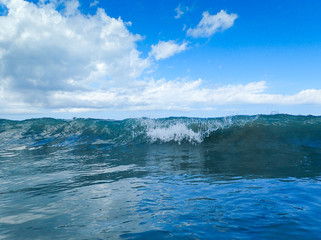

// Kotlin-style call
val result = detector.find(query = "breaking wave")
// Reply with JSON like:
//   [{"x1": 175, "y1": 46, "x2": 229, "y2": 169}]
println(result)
[{"x1": 1, "y1": 114, "x2": 321, "y2": 150}]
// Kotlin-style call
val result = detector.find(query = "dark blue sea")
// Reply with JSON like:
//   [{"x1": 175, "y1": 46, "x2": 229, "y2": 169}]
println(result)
[{"x1": 1, "y1": 115, "x2": 321, "y2": 239}]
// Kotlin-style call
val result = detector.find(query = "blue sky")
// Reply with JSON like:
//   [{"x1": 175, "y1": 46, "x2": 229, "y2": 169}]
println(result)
[{"x1": 1, "y1": 0, "x2": 321, "y2": 119}]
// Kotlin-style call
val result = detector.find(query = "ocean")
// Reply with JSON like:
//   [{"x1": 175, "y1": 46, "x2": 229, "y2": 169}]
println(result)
[{"x1": 1, "y1": 114, "x2": 321, "y2": 239}]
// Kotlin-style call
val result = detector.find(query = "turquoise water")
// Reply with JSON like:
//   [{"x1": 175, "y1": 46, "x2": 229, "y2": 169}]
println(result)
[{"x1": 1, "y1": 115, "x2": 321, "y2": 239}]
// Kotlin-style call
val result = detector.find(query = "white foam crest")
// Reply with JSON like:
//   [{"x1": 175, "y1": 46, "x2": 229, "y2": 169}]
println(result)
[
  {"x1": 147, "y1": 122, "x2": 203, "y2": 143},
  {"x1": 139, "y1": 118, "x2": 233, "y2": 144}
]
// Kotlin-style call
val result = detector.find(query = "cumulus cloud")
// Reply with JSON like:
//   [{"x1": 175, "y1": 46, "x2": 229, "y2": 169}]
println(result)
[
  {"x1": 0, "y1": 0, "x2": 149, "y2": 96},
  {"x1": 187, "y1": 10, "x2": 238, "y2": 38},
  {"x1": 149, "y1": 40, "x2": 188, "y2": 60},
  {"x1": 63, "y1": 0, "x2": 80, "y2": 16}
]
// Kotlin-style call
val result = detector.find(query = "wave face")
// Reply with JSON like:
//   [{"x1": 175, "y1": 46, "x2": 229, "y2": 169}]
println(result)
[
  {"x1": 1, "y1": 114, "x2": 321, "y2": 239},
  {"x1": 1, "y1": 114, "x2": 321, "y2": 147}
]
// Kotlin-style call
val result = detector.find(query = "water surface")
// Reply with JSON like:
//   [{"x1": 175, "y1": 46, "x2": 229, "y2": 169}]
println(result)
[{"x1": 1, "y1": 115, "x2": 321, "y2": 239}]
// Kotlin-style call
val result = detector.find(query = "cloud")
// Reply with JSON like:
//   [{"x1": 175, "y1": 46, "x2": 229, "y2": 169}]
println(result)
[
  {"x1": 48, "y1": 80, "x2": 321, "y2": 111},
  {"x1": 1, "y1": 1, "x2": 321, "y2": 116},
  {"x1": 90, "y1": 0, "x2": 99, "y2": 7},
  {"x1": 149, "y1": 40, "x2": 188, "y2": 60},
  {"x1": 63, "y1": 0, "x2": 80, "y2": 16},
  {"x1": 174, "y1": 4, "x2": 188, "y2": 19},
  {"x1": 3, "y1": 78, "x2": 321, "y2": 115},
  {"x1": 187, "y1": 10, "x2": 238, "y2": 38},
  {"x1": 0, "y1": 0, "x2": 149, "y2": 97}
]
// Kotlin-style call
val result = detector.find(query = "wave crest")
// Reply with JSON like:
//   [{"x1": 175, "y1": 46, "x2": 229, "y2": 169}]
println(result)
[{"x1": 1, "y1": 115, "x2": 321, "y2": 149}]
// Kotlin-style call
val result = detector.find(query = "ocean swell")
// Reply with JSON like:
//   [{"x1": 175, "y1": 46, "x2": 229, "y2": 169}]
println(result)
[{"x1": 1, "y1": 114, "x2": 321, "y2": 149}]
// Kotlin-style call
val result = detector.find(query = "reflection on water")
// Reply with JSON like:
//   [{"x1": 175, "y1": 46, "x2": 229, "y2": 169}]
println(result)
[{"x1": 1, "y1": 139, "x2": 321, "y2": 239}]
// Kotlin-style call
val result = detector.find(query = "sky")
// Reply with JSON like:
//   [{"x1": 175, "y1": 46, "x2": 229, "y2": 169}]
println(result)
[{"x1": 1, "y1": 0, "x2": 321, "y2": 119}]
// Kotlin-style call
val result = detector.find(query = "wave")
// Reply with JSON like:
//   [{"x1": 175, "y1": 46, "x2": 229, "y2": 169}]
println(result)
[{"x1": 1, "y1": 114, "x2": 321, "y2": 150}]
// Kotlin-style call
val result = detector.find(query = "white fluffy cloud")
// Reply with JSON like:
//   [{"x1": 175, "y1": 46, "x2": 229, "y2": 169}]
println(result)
[
  {"x1": 2, "y1": 79, "x2": 321, "y2": 114},
  {"x1": 149, "y1": 40, "x2": 188, "y2": 60},
  {"x1": 0, "y1": 0, "x2": 149, "y2": 94},
  {"x1": 187, "y1": 10, "x2": 238, "y2": 38},
  {"x1": 48, "y1": 80, "x2": 321, "y2": 112}
]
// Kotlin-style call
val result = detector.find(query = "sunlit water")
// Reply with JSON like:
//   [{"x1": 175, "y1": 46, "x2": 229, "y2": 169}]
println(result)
[{"x1": 1, "y1": 115, "x2": 321, "y2": 239}]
